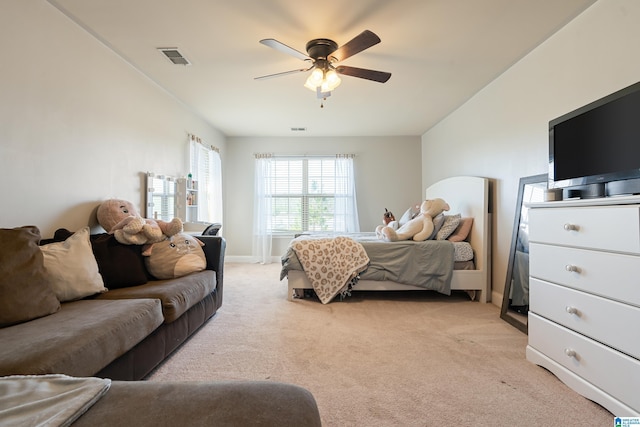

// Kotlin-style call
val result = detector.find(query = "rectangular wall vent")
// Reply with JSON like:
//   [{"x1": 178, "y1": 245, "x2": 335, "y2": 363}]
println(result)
[{"x1": 158, "y1": 48, "x2": 190, "y2": 66}]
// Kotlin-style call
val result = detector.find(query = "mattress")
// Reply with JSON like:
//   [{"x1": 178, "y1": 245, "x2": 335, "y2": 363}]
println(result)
[{"x1": 452, "y1": 241, "x2": 474, "y2": 262}]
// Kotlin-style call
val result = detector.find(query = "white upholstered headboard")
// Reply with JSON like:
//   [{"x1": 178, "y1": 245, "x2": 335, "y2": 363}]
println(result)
[{"x1": 426, "y1": 176, "x2": 491, "y2": 279}]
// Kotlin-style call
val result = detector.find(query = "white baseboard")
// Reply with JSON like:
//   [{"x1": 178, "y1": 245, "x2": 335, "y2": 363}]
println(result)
[{"x1": 491, "y1": 290, "x2": 503, "y2": 308}]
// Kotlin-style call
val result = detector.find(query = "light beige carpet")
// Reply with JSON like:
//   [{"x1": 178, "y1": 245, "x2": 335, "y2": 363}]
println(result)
[{"x1": 148, "y1": 263, "x2": 613, "y2": 426}]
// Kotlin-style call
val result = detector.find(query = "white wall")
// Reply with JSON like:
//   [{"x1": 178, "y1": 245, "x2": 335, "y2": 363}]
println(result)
[
  {"x1": 225, "y1": 136, "x2": 422, "y2": 258},
  {"x1": 421, "y1": 0, "x2": 640, "y2": 304},
  {"x1": 0, "y1": 1, "x2": 225, "y2": 238}
]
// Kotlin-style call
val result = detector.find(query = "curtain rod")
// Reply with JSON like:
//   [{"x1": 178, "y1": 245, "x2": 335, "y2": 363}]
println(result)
[
  {"x1": 253, "y1": 153, "x2": 355, "y2": 159},
  {"x1": 189, "y1": 133, "x2": 219, "y2": 153}
]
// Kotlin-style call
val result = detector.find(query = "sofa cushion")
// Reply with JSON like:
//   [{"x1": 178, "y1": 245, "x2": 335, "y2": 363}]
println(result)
[
  {"x1": 0, "y1": 299, "x2": 163, "y2": 377},
  {"x1": 40, "y1": 227, "x2": 107, "y2": 302},
  {"x1": 96, "y1": 270, "x2": 216, "y2": 323},
  {"x1": 0, "y1": 226, "x2": 60, "y2": 327}
]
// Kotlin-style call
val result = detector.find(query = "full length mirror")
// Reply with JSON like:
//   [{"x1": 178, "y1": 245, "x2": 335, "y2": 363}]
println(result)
[{"x1": 500, "y1": 174, "x2": 547, "y2": 333}]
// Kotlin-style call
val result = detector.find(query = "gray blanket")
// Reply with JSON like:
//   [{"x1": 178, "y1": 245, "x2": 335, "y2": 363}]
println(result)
[
  {"x1": 281, "y1": 234, "x2": 455, "y2": 295},
  {"x1": 0, "y1": 374, "x2": 111, "y2": 427}
]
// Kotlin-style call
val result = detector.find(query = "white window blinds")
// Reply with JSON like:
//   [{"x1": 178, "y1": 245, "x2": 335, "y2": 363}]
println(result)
[{"x1": 189, "y1": 135, "x2": 223, "y2": 225}]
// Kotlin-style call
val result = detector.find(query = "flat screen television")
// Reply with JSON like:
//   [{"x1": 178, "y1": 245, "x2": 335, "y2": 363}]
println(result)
[{"x1": 549, "y1": 80, "x2": 640, "y2": 198}]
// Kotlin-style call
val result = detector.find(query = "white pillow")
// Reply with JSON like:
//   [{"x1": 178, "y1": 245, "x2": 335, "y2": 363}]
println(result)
[
  {"x1": 427, "y1": 213, "x2": 446, "y2": 240},
  {"x1": 437, "y1": 214, "x2": 461, "y2": 240},
  {"x1": 398, "y1": 203, "x2": 420, "y2": 226},
  {"x1": 40, "y1": 227, "x2": 106, "y2": 302}
]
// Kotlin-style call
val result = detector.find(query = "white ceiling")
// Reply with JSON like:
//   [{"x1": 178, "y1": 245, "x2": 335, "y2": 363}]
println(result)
[{"x1": 48, "y1": 0, "x2": 597, "y2": 137}]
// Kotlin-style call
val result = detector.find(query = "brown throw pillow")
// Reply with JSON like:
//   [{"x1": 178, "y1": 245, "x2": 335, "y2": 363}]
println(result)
[
  {"x1": 90, "y1": 233, "x2": 148, "y2": 288},
  {"x1": 447, "y1": 217, "x2": 474, "y2": 242},
  {"x1": 0, "y1": 226, "x2": 61, "y2": 327}
]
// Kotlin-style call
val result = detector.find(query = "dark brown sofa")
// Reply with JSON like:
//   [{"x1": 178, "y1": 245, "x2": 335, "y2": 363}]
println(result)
[
  {"x1": 1, "y1": 227, "x2": 322, "y2": 425},
  {"x1": 0, "y1": 227, "x2": 225, "y2": 381},
  {"x1": 94, "y1": 234, "x2": 226, "y2": 380}
]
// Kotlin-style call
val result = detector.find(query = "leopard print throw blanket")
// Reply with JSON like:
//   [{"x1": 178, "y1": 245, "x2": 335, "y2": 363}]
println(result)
[{"x1": 291, "y1": 236, "x2": 370, "y2": 304}]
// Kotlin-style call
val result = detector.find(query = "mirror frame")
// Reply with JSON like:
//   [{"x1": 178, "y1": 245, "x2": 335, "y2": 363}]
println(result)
[
  {"x1": 500, "y1": 173, "x2": 548, "y2": 334},
  {"x1": 145, "y1": 172, "x2": 177, "y2": 222}
]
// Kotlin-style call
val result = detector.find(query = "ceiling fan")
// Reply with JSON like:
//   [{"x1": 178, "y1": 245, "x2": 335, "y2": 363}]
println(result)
[{"x1": 255, "y1": 30, "x2": 391, "y2": 105}]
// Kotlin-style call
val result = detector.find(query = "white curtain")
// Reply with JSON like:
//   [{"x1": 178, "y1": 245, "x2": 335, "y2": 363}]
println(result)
[
  {"x1": 334, "y1": 155, "x2": 360, "y2": 232},
  {"x1": 189, "y1": 136, "x2": 223, "y2": 226},
  {"x1": 252, "y1": 155, "x2": 273, "y2": 264}
]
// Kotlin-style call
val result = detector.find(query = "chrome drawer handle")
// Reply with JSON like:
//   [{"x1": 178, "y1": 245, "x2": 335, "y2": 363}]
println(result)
[
  {"x1": 564, "y1": 348, "x2": 577, "y2": 358},
  {"x1": 565, "y1": 265, "x2": 580, "y2": 273},
  {"x1": 565, "y1": 306, "x2": 579, "y2": 315},
  {"x1": 563, "y1": 223, "x2": 579, "y2": 231}
]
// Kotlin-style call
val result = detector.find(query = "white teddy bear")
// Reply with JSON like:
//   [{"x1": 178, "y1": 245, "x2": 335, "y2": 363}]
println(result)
[{"x1": 376, "y1": 198, "x2": 450, "y2": 242}]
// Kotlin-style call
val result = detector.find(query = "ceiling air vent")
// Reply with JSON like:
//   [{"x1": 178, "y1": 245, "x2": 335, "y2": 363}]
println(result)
[{"x1": 158, "y1": 48, "x2": 190, "y2": 66}]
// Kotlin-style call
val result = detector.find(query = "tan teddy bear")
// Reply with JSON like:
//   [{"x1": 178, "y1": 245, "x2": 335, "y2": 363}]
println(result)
[
  {"x1": 97, "y1": 199, "x2": 183, "y2": 245},
  {"x1": 376, "y1": 198, "x2": 450, "y2": 242}
]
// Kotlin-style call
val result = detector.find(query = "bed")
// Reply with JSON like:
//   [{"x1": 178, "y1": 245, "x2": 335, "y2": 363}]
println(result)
[{"x1": 281, "y1": 176, "x2": 492, "y2": 303}]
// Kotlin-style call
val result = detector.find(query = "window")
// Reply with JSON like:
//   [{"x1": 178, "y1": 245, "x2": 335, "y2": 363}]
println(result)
[
  {"x1": 253, "y1": 154, "x2": 358, "y2": 263},
  {"x1": 270, "y1": 158, "x2": 331, "y2": 232},
  {"x1": 189, "y1": 136, "x2": 223, "y2": 225},
  {"x1": 256, "y1": 155, "x2": 359, "y2": 234}
]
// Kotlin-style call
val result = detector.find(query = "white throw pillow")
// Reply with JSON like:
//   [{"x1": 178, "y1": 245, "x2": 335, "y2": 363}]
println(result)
[
  {"x1": 398, "y1": 203, "x2": 420, "y2": 226},
  {"x1": 40, "y1": 227, "x2": 106, "y2": 302}
]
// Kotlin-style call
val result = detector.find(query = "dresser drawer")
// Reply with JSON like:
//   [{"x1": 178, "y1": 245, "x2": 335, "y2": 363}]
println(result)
[
  {"x1": 530, "y1": 279, "x2": 640, "y2": 358},
  {"x1": 528, "y1": 313, "x2": 640, "y2": 411},
  {"x1": 529, "y1": 205, "x2": 640, "y2": 254},
  {"x1": 529, "y1": 243, "x2": 640, "y2": 307}
]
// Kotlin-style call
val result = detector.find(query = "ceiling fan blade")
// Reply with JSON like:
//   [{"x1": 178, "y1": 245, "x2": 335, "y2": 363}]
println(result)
[
  {"x1": 336, "y1": 65, "x2": 391, "y2": 83},
  {"x1": 254, "y1": 67, "x2": 311, "y2": 80},
  {"x1": 259, "y1": 38, "x2": 310, "y2": 61},
  {"x1": 330, "y1": 30, "x2": 381, "y2": 62}
]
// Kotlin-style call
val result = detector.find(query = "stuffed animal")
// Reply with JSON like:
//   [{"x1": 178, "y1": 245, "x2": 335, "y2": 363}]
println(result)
[
  {"x1": 382, "y1": 208, "x2": 395, "y2": 225},
  {"x1": 381, "y1": 203, "x2": 421, "y2": 231},
  {"x1": 375, "y1": 198, "x2": 450, "y2": 242},
  {"x1": 142, "y1": 233, "x2": 206, "y2": 279},
  {"x1": 96, "y1": 199, "x2": 183, "y2": 245}
]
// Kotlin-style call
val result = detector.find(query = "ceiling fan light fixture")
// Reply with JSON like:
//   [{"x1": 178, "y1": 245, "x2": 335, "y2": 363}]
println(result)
[
  {"x1": 304, "y1": 67, "x2": 341, "y2": 94},
  {"x1": 304, "y1": 68, "x2": 325, "y2": 91},
  {"x1": 325, "y1": 69, "x2": 341, "y2": 90}
]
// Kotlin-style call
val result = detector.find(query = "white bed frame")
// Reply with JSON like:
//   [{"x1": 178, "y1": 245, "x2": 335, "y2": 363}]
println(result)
[{"x1": 286, "y1": 176, "x2": 492, "y2": 302}]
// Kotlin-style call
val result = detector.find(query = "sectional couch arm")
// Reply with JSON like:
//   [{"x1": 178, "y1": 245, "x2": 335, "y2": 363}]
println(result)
[{"x1": 198, "y1": 235, "x2": 226, "y2": 298}]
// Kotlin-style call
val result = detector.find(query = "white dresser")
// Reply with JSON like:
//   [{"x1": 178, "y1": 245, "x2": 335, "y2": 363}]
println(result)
[{"x1": 526, "y1": 196, "x2": 640, "y2": 416}]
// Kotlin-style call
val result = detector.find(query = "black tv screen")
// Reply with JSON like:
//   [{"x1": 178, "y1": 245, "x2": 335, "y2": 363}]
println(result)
[{"x1": 549, "y1": 81, "x2": 640, "y2": 195}]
